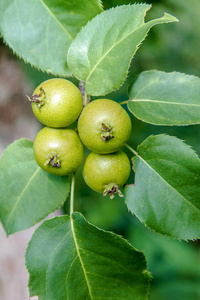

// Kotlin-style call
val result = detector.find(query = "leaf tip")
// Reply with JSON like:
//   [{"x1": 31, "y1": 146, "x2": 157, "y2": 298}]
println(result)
[{"x1": 163, "y1": 12, "x2": 179, "y2": 23}]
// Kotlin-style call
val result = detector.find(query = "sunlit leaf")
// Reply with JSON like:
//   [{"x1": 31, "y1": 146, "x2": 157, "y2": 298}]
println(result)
[
  {"x1": 26, "y1": 212, "x2": 151, "y2": 300},
  {"x1": 128, "y1": 70, "x2": 200, "y2": 125},
  {"x1": 0, "y1": 0, "x2": 103, "y2": 76},
  {"x1": 67, "y1": 4, "x2": 178, "y2": 96}
]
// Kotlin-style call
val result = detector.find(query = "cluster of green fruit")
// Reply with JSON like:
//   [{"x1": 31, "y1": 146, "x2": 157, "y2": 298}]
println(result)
[{"x1": 29, "y1": 78, "x2": 132, "y2": 198}]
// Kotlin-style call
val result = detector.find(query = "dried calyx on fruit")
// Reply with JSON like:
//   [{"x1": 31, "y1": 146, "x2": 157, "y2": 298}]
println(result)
[{"x1": 82, "y1": 150, "x2": 131, "y2": 198}]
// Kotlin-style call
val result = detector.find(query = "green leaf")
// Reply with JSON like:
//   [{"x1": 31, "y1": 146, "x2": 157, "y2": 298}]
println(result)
[
  {"x1": 67, "y1": 4, "x2": 178, "y2": 96},
  {"x1": 0, "y1": 139, "x2": 70, "y2": 235},
  {"x1": 125, "y1": 134, "x2": 200, "y2": 240},
  {"x1": 26, "y1": 212, "x2": 151, "y2": 300},
  {"x1": 128, "y1": 70, "x2": 200, "y2": 125},
  {"x1": 0, "y1": 0, "x2": 103, "y2": 76}
]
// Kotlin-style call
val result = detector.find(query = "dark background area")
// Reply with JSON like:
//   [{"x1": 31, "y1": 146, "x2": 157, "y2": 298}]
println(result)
[{"x1": 0, "y1": 0, "x2": 200, "y2": 299}]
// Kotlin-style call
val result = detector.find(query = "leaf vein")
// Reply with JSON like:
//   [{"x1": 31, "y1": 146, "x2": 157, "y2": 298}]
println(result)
[
  {"x1": 78, "y1": 247, "x2": 142, "y2": 276},
  {"x1": 71, "y1": 218, "x2": 93, "y2": 300},
  {"x1": 46, "y1": 229, "x2": 72, "y2": 298},
  {"x1": 85, "y1": 21, "x2": 148, "y2": 83},
  {"x1": 66, "y1": 254, "x2": 78, "y2": 297},
  {"x1": 136, "y1": 155, "x2": 200, "y2": 213},
  {"x1": 84, "y1": 271, "x2": 137, "y2": 295},
  {"x1": 131, "y1": 99, "x2": 200, "y2": 107},
  {"x1": 5, "y1": 167, "x2": 40, "y2": 228},
  {"x1": 40, "y1": 0, "x2": 73, "y2": 41}
]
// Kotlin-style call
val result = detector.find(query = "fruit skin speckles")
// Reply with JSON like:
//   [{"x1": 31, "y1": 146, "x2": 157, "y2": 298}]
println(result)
[
  {"x1": 33, "y1": 127, "x2": 84, "y2": 176},
  {"x1": 78, "y1": 99, "x2": 132, "y2": 154},
  {"x1": 29, "y1": 78, "x2": 83, "y2": 128},
  {"x1": 82, "y1": 150, "x2": 131, "y2": 198}
]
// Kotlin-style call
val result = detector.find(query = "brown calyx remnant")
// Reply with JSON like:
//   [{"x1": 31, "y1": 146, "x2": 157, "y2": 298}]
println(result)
[
  {"x1": 101, "y1": 123, "x2": 114, "y2": 142},
  {"x1": 103, "y1": 183, "x2": 123, "y2": 199},
  {"x1": 26, "y1": 87, "x2": 46, "y2": 109},
  {"x1": 44, "y1": 154, "x2": 61, "y2": 168}
]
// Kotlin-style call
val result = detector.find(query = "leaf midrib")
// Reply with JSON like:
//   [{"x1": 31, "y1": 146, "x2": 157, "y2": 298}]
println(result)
[
  {"x1": 85, "y1": 13, "x2": 173, "y2": 84},
  {"x1": 85, "y1": 15, "x2": 150, "y2": 83},
  {"x1": 6, "y1": 167, "x2": 40, "y2": 229},
  {"x1": 71, "y1": 217, "x2": 93, "y2": 300},
  {"x1": 40, "y1": 0, "x2": 73, "y2": 41},
  {"x1": 136, "y1": 154, "x2": 200, "y2": 213},
  {"x1": 129, "y1": 99, "x2": 200, "y2": 107}
]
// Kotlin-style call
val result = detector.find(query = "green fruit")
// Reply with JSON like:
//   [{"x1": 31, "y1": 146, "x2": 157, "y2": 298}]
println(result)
[
  {"x1": 82, "y1": 150, "x2": 131, "y2": 198},
  {"x1": 33, "y1": 127, "x2": 84, "y2": 176},
  {"x1": 28, "y1": 78, "x2": 83, "y2": 128},
  {"x1": 78, "y1": 99, "x2": 132, "y2": 154}
]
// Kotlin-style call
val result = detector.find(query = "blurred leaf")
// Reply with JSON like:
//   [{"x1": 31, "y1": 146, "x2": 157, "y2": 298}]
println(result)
[
  {"x1": 83, "y1": 194, "x2": 127, "y2": 230},
  {"x1": 0, "y1": 139, "x2": 70, "y2": 234},
  {"x1": 128, "y1": 70, "x2": 200, "y2": 125},
  {"x1": 26, "y1": 212, "x2": 151, "y2": 300},
  {"x1": 128, "y1": 219, "x2": 200, "y2": 300},
  {"x1": 125, "y1": 134, "x2": 200, "y2": 240},
  {"x1": 0, "y1": 0, "x2": 103, "y2": 76},
  {"x1": 67, "y1": 4, "x2": 178, "y2": 96},
  {"x1": 149, "y1": 280, "x2": 200, "y2": 300},
  {"x1": 137, "y1": 0, "x2": 200, "y2": 76},
  {"x1": 129, "y1": 219, "x2": 200, "y2": 277}
]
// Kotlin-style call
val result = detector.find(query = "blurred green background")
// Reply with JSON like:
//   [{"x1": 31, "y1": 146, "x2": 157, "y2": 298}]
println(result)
[{"x1": 1, "y1": 0, "x2": 200, "y2": 299}]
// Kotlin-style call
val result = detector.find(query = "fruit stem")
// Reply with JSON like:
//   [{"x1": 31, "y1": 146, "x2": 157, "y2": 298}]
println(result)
[
  {"x1": 79, "y1": 81, "x2": 91, "y2": 107},
  {"x1": 70, "y1": 173, "x2": 76, "y2": 216}
]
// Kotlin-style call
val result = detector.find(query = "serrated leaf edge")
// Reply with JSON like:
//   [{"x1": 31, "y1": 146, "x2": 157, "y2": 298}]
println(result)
[
  {"x1": 138, "y1": 133, "x2": 200, "y2": 165},
  {"x1": 127, "y1": 70, "x2": 200, "y2": 126},
  {"x1": 25, "y1": 212, "x2": 151, "y2": 298},
  {"x1": 137, "y1": 138, "x2": 200, "y2": 214},
  {"x1": 1, "y1": 33, "x2": 72, "y2": 77},
  {"x1": 84, "y1": 4, "x2": 152, "y2": 88},
  {"x1": 67, "y1": 3, "x2": 152, "y2": 95},
  {"x1": 25, "y1": 215, "x2": 70, "y2": 298},
  {"x1": 78, "y1": 6, "x2": 178, "y2": 96},
  {"x1": 72, "y1": 212, "x2": 151, "y2": 298},
  {"x1": 90, "y1": 11, "x2": 178, "y2": 96},
  {"x1": 0, "y1": 138, "x2": 71, "y2": 235},
  {"x1": 125, "y1": 134, "x2": 200, "y2": 240},
  {"x1": 128, "y1": 70, "x2": 200, "y2": 99}
]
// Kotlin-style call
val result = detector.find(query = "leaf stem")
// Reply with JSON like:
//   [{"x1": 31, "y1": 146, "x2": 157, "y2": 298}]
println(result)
[
  {"x1": 70, "y1": 173, "x2": 76, "y2": 216},
  {"x1": 119, "y1": 100, "x2": 129, "y2": 105},
  {"x1": 125, "y1": 144, "x2": 139, "y2": 157}
]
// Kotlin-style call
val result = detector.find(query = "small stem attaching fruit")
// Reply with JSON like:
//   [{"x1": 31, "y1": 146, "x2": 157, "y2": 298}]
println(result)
[
  {"x1": 70, "y1": 173, "x2": 76, "y2": 216},
  {"x1": 27, "y1": 87, "x2": 46, "y2": 109},
  {"x1": 79, "y1": 81, "x2": 91, "y2": 107}
]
